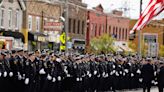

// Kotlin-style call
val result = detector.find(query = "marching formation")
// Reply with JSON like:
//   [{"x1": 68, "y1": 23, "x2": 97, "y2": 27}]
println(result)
[{"x1": 0, "y1": 49, "x2": 164, "y2": 92}]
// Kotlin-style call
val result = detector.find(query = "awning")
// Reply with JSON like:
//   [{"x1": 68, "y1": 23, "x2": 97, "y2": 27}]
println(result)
[
  {"x1": 0, "y1": 29, "x2": 25, "y2": 43},
  {"x1": 28, "y1": 32, "x2": 47, "y2": 42}
]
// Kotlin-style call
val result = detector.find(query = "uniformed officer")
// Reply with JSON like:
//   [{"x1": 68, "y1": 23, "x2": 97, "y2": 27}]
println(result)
[
  {"x1": 141, "y1": 58, "x2": 155, "y2": 92},
  {"x1": 24, "y1": 52, "x2": 37, "y2": 92},
  {"x1": 157, "y1": 61, "x2": 164, "y2": 92}
]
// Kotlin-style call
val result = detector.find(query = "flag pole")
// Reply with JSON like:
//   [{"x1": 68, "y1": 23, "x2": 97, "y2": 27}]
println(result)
[{"x1": 138, "y1": 0, "x2": 142, "y2": 59}]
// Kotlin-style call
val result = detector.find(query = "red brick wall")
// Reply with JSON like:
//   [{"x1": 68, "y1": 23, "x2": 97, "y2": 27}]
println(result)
[
  {"x1": 107, "y1": 15, "x2": 130, "y2": 41},
  {"x1": 86, "y1": 10, "x2": 107, "y2": 45}
]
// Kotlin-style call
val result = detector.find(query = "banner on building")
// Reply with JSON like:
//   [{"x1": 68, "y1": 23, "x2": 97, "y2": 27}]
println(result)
[{"x1": 44, "y1": 22, "x2": 63, "y2": 31}]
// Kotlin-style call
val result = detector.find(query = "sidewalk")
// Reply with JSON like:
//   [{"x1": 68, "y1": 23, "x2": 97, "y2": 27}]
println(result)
[{"x1": 118, "y1": 87, "x2": 158, "y2": 92}]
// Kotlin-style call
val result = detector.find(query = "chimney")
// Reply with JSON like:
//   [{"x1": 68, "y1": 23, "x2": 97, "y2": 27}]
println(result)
[{"x1": 112, "y1": 10, "x2": 123, "y2": 16}]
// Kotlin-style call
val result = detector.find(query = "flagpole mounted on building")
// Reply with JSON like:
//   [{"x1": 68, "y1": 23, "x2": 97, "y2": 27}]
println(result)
[{"x1": 138, "y1": 0, "x2": 142, "y2": 59}]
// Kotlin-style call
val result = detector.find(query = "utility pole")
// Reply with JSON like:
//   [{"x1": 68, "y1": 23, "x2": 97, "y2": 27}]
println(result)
[
  {"x1": 138, "y1": 0, "x2": 142, "y2": 59},
  {"x1": 64, "y1": 0, "x2": 69, "y2": 53}
]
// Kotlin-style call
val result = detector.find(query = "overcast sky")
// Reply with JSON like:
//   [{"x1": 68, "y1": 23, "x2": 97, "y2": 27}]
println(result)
[{"x1": 82, "y1": 0, "x2": 164, "y2": 19}]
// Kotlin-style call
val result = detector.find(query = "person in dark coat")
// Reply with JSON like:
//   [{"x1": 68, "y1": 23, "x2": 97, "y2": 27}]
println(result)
[
  {"x1": 157, "y1": 61, "x2": 164, "y2": 92},
  {"x1": 141, "y1": 58, "x2": 155, "y2": 92},
  {"x1": 24, "y1": 52, "x2": 37, "y2": 92}
]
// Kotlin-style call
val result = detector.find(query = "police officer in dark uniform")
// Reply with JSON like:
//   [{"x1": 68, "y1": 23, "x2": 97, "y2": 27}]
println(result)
[
  {"x1": 157, "y1": 61, "x2": 164, "y2": 92},
  {"x1": 24, "y1": 52, "x2": 37, "y2": 92},
  {"x1": 0, "y1": 51, "x2": 6, "y2": 92},
  {"x1": 9, "y1": 50, "x2": 18, "y2": 92},
  {"x1": 141, "y1": 58, "x2": 155, "y2": 92}
]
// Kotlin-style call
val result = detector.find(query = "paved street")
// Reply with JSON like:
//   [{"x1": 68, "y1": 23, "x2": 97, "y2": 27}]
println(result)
[{"x1": 116, "y1": 87, "x2": 158, "y2": 92}]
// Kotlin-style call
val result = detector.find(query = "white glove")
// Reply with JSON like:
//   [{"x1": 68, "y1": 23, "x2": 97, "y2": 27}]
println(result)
[
  {"x1": 105, "y1": 73, "x2": 109, "y2": 77},
  {"x1": 87, "y1": 71, "x2": 90, "y2": 75},
  {"x1": 154, "y1": 72, "x2": 157, "y2": 76},
  {"x1": 18, "y1": 75, "x2": 22, "y2": 80},
  {"x1": 113, "y1": 65, "x2": 116, "y2": 69},
  {"x1": 116, "y1": 72, "x2": 119, "y2": 76},
  {"x1": 88, "y1": 74, "x2": 92, "y2": 77},
  {"x1": 113, "y1": 70, "x2": 116, "y2": 74},
  {"x1": 0, "y1": 72, "x2": 2, "y2": 77},
  {"x1": 22, "y1": 74, "x2": 25, "y2": 79},
  {"x1": 123, "y1": 73, "x2": 125, "y2": 76},
  {"x1": 9, "y1": 72, "x2": 13, "y2": 77},
  {"x1": 120, "y1": 71, "x2": 122, "y2": 75},
  {"x1": 76, "y1": 78, "x2": 80, "y2": 81},
  {"x1": 131, "y1": 73, "x2": 134, "y2": 77},
  {"x1": 139, "y1": 78, "x2": 143, "y2": 82},
  {"x1": 154, "y1": 82, "x2": 158, "y2": 85},
  {"x1": 25, "y1": 78, "x2": 29, "y2": 85},
  {"x1": 94, "y1": 71, "x2": 97, "y2": 75},
  {"x1": 97, "y1": 74, "x2": 100, "y2": 77},
  {"x1": 80, "y1": 78, "x2": 82, "y2": 81},
  {"x1": 52, "y1": 77, "x2": 56, "y2": 82},
  {"x1": 124, "y1": 69, "x2": 129, "y2": 73},
  {"x1": 3, "y1": 71, "x2": 7, "y2": 77},
  {"x1": 67, "y1": 74, "x2": 71, "y2": 77},
  {"x1": 39, "y1": 68, "x2": 46, "y2": 75},
  {"x1": 47, "y1": 74, "x2": 52, "y2": 80},
  {"x1": 57, "y1": 76, "x2": 61, "y2": 81},
  {"x1": 136, "y1": 69, "x2": 141, "y2": 74},
  {"x1": 102, "y1": 72, "x2": 106, "y2": 77},
  {"x1": 151, "y1": 80, "x2": 155, "y2": 84},
  {"x1": 110, "y1": 72, "x2": 113, "y2": 75}
]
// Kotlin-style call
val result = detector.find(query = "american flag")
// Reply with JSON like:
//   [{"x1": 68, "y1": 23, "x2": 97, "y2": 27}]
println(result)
[{"x1": 130, "y1": 0, "x2": 164, "y2": 34}]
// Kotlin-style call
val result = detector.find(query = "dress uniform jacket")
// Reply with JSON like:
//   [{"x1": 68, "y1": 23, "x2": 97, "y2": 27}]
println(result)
[{"x1": 157, "y1": 65, "x2": 164, "y2": 92}]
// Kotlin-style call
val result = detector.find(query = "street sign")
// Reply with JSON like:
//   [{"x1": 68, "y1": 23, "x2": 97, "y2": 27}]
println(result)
[
  {"x1": 44, "y1": 22, "x2": 63, "y2": 31},
  {"x1": 60, "y1": 32, "x2": 66, "y2": 44},
  {"x1": 60, "y1": 45, "x2": 66, "y2": 51}
]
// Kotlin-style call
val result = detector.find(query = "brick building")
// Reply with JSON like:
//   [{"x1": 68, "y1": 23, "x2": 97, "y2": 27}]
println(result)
[
  {"x1": 86, "y1": 5, "x2": 130, "y2": 51},
  {"x1": 22, "y1": 0, "x2": 61, "y2": 51},
  {"x1": 0, "y1": 0, "x2": 26, "y2": 50},
  {"x1": 130, "y1": 19, "x2": 164, "y2": 57},
  {"x1": 67, "y1": 0, "x2": 87, "y2": 51},
  {"x1": 86, "y1": 4, "x2": 107, "y2": 46},
  {"x1": 107, "y1": 10, "x2": 130, "y2": 41}
]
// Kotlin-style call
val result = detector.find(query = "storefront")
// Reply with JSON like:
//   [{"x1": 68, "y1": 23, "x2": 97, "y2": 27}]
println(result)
[
  {"x1": 0, "y1": 30, "x2": 25, "y2": 50},
  {"x1": 28, "y1": 32, "x2": 47, "y2": 51},
  {"x1": 72, "y1": 39, "x2": 85, "y2": 53}
]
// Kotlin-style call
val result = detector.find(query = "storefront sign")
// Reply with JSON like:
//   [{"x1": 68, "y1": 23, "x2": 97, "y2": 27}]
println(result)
[
  {"x1": 44, "y1": 22, "x2": 63, "y2": 31},
  {"x1": 48, "y1": 35, "x2": 60, "y2": 43},
  {"x1": 38, "y1": 36, "x2": 46, "y2": 42}
]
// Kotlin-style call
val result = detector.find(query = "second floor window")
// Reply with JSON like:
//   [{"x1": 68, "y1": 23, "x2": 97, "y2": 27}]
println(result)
[
  {"x1": 36, "y1": 17, "x2": 40, "y2": 32},
  {"x1": 15, "y1": 10, "x2": 19, "y2": 29},
  {"x1": 8, "y1": 9, "x2": 12, "y2": 29},
  {"x1": 0, "y1": 8, "x2": 5, "y2": 28},
  {"x1": 28, "y1": 15, "x2": 32, "y2": 31}
]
